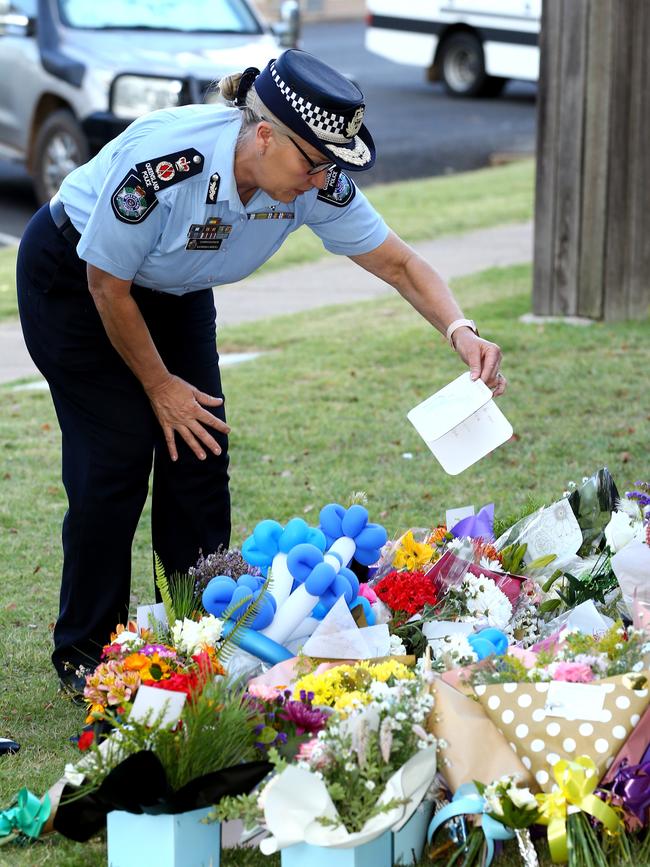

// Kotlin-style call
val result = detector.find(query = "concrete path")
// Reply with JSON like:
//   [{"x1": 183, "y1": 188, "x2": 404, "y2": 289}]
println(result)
[{"x1": 0, "y1": 221, "x2": 532, "y2": 385}]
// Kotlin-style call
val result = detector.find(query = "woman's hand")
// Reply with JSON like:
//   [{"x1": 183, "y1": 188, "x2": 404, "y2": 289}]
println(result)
[
  {"x1": 452, "y1": 328, "x2": 507, "y2": 396},
  {"x1": 146, "y1": 374, "x2": 230, "y2": 462}
]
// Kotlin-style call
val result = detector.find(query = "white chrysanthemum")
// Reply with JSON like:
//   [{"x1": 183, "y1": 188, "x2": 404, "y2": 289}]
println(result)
[
  {"x1": 389, "y1": 633, "x2": 407, "y2": 655},
  {"x1": 464, "y1": 577, "x2": 512, "y2": 629},
  {"x1": 429, "y1": 632, "x2": 478, "y2": 665}
]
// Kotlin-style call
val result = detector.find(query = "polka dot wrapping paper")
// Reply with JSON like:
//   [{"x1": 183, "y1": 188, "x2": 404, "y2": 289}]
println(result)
[
  {"x1": 429, "y1": 677, "x2": 535, "y2": 792},
  {"x1": 474, "y1": 673, "x2": 650, "y2": 793}
]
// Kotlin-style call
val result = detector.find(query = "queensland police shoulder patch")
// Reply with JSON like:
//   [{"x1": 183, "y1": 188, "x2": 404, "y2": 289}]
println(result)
[
  {"x1": 317, "y1": 168, "x2": 356, "y2": 208},
  {"x1": 111, "y1": 171, "x2": 158, "y2": 224}
]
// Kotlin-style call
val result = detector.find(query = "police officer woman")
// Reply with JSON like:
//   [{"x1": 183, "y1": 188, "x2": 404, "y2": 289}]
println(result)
[{"x1": 17, "y1": 49, "x2": 506, "y2": 696}]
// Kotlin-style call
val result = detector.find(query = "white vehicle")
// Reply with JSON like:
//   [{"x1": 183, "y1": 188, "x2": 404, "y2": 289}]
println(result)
[
  {"x1": 0, "y1": 0, "x2": 299, "y2": 203},
  {"x1": 365, "y1": 0, "x2": 540, "y2": 97}
]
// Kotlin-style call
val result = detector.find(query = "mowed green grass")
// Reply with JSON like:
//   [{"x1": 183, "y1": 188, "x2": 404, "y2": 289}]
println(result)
[
  {"x1": 0, "y1": 159, "x2": 534, "y2": 321},
  {"x1": 1, "y1": 258, "x2": 649, "y2": 865}
]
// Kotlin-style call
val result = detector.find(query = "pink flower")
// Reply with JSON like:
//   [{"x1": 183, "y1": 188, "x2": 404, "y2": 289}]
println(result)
[
  {"x1": 358, "y1": 583, "x2": 378, "y2": 605},
  {"x1": 552, "y1": 662, "x2": 594, "y2": 683}
]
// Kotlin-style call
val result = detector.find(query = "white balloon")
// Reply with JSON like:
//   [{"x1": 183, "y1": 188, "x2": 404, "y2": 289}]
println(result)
[
  {"x1": 267, "y1": 553, "x2": 293, "y2": 609},
  {"x1": 287, "y1": 616, "x2": 319, "y2": 643},
  {"x1": 327, "y1": 536, "x2": 356, "y2": 568},
  {"x1": 262, "y1": 584, "x2": 318, "y2": 645}
]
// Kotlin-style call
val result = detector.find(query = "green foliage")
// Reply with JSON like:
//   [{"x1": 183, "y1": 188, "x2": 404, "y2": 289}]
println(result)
[
  {"x1": 218, "y1": 573, "x2": 272, "y2": 665},
  {"x1": 154, "y1": 552, "x2": 176, "y2": 625}
]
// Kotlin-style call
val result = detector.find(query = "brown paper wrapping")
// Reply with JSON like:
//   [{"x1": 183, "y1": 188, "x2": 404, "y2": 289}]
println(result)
[
  {"x1": 429, "y1": 676, "x2": 535, "y2": 793},
  {"x1": 475, "y1": 672, "x2": 650, "y2": 793}
]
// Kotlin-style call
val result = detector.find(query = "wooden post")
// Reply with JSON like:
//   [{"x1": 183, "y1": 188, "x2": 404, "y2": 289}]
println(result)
[{"x1": 533, "y1": 0, "x2": 650, "y2": 320}]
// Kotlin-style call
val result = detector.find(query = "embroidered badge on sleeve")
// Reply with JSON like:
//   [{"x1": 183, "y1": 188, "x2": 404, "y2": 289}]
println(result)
[
  {"x1": 111, "y1": 148, "x2": 205, "y2": 225},
  {"x1": 316, "y1": 167, "x2": 356, "y2": 208},
  {"x1": 111, "y1": 172, "x2": 158, "y2": 224}
]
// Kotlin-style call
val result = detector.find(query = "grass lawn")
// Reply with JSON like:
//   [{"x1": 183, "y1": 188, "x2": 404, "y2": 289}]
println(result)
[
  {"x1": 0, "y1": 159, "x2": 534, "y2": 322},
  {"x1": 1, "y1": 255, "x2": 649, "y2": 864}
]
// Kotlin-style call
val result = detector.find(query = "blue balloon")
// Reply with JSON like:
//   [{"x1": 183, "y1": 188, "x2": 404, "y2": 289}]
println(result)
[
  {"x1": 476, "y1": 628, "x2": 509, "y2": 655},
  {"x1": 467, "y1": 628, "x2": 509, "y2": 660},
  {"x1": 202, "y1": 574, "x2": 276, "y2": 630},
  {"x1": 350, "y1": 595, "x2": 375, "y2": 626},
  {"x1": 318, "y1": 502, "x2": 388, "y2": 566},
  {"x1": 222, "y1": 621, "x2": 292, "y2": 665},
  {"x1": 242, "y1": 518, "x2": 326, "y2": 576},
  {"x1": 287, "y1": 543, "x2": 325, "y2": 583}
]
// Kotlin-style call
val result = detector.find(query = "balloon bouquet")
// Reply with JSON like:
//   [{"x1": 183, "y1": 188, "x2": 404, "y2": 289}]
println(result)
[{"x1": 201, "y1": 504, "x2": 388, "y2": 665}]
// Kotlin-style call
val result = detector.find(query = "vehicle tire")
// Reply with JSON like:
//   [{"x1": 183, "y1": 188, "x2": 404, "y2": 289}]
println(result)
[
  {"x1": 32, "y1": 110, "x2": 89, "y2": 205},
  {"x1": 439, "y1": 31, "x2": 507, "y2": 98}
]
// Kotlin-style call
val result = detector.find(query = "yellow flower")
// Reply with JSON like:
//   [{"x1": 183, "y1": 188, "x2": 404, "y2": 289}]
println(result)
[
  {"x1": 393, "y1": 531, "x2": 434, "y2": 571},
  {"x1": 333, "y1": 690, "x2": 369, "y2": 713},
  {"x1": 361, "y1": 660, "x2": 415, "y2": 683}
]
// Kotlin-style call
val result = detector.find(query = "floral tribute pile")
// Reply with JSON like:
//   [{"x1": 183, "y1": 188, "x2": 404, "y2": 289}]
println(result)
[{"x1": 2, "y1": 471, "x2": 650, "y2": 867}]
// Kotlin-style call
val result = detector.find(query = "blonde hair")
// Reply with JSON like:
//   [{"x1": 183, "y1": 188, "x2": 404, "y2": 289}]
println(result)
[{"x1": 217, "y1": 71, "x2": 294, "y2": 146}]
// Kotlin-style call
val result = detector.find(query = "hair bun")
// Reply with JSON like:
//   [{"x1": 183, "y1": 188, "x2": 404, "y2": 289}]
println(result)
[{"x1": 234, "y1": 66, "x2": 261, "y2": 106}]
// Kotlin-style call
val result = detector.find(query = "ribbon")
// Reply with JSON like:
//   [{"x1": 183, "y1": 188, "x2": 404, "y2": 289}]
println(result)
[
  {"x1": 427, "y1": 783, "x2": 513, "y2": 867},
  {"x1": 0, "y1": 789, "x2": 50, "y2": 842},
  {"x1": 536, "y1": 756, "x2": 621, "y2": 863},
  {"x1": 607, "y1": 760, "x2": 650, "y2": 825}
]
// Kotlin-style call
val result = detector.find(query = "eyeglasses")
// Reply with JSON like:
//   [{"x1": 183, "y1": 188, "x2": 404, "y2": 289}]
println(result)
[{"x1": 288, "y1": 137, "x2": 336, "y2": 175}]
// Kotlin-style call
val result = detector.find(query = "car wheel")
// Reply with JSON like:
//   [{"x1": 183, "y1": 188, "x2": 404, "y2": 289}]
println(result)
[
  {"x1": 32, "y1": 110, "x2": 88, "y2": 204},
  {"x1": 439, "y1": 32, "x2": 507, "y2": 98}
]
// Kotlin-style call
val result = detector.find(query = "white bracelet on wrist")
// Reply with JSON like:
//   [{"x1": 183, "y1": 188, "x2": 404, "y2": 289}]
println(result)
[{"x1": 445, "y1": 318, "x2": 479, "y2": 349}]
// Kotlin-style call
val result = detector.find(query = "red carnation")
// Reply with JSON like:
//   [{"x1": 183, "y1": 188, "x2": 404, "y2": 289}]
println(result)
[{"x1": 374, "y1": 570, "x2": 439, "y2": 618}]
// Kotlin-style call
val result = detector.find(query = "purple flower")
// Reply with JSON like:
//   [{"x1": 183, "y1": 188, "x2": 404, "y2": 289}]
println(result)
[
  {"x1": 278, "y1": 701, "x2": 330, "y2": 736},
  {"x1": 140, "y1": 644, "x2": 177, "y2": 658}
]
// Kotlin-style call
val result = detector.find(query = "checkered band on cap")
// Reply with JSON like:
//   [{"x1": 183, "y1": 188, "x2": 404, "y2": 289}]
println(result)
[{"x1": 270, "y1": 61, "x2": 362, "y2": 145}]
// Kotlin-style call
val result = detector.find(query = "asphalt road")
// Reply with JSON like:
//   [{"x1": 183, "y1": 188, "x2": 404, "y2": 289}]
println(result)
[{"x1": 0, "y1": 19, "x2": 536, "y2": 240}]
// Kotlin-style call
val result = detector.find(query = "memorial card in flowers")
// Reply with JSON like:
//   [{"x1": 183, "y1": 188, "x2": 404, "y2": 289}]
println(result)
[{"x1": 469, "y1": 624, "x2": 650, "y2": 792}]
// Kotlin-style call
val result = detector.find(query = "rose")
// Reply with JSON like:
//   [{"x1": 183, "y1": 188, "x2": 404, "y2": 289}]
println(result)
[{"x1": 605, "y1": 510, "x2": 645, "y2": 553}]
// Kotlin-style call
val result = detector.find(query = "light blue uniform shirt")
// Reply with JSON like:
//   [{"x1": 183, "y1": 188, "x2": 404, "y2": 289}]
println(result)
[{"x1": 60, "y1": 104, "x2": 389, "y2": 295}]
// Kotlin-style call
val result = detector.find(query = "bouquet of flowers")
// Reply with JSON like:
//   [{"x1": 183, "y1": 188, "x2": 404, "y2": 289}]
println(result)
[
  {"x1": 469, "y1": 623, "x2": 650, "y2": 791},
  {"x1": 217, "y1": 677, "x2": 438, "y2": 855},
  {"x1": 53, "y1": 671, "x2": 272, "y2": 842},
  {"x1": 81, "y1": 616, "x2": 225, "y2": 724}
]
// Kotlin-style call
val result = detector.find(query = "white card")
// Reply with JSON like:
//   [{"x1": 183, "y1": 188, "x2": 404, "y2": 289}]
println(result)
[
  {"x1": 544, "y1": 681, "x2": 607, "y2": 721},
  {"x1": 565, "y1": 600, "x2": 614, "y2": 634},
  {"x1": 129, "y1": 684, "x2": 186, "y2": 728},
  {"x1": 520, "y1": 499, "x2": 583, "y2": 561},
  {"x1": 407, "y1": 373, "x2": 513, "y2": 475},
  {"x1": 446, "y1": 505, "x2": 475, "y2": 530},
  {"x1": 137, "y1": 602, "x2": 168, "y2": 633},
  {"x1": 422, "y1": 620, "x2": 474, "y2": 640}
]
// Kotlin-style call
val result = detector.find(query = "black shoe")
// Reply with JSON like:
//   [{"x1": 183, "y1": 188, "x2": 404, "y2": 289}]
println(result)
[
  {"x1": 58, "y1": 672, "x2": 88, "y2": 706},
  {"x1": 0, "y1": 737, "x2": 20, "y2": 756}
]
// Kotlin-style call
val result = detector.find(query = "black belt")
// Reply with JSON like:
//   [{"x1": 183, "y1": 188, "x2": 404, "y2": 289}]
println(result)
[{"x1": 49, "y1": 194, "x2": 81, "y2": 246}]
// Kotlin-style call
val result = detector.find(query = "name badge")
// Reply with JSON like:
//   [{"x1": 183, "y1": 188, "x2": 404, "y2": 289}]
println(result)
[
  {"x1": 185, "y1": 218, "x2": 231, "y2": 251},
  {"x1": 247, "y1": 211, "x2": 294, "y2": 220}
]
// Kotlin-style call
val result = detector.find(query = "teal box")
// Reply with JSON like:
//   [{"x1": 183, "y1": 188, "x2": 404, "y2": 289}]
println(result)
[
  {"x1": 107, "y1": 807, "x2": 220, "y2": 867},
  {"x1": 280, "y1": 831, "x2": 392, "y2": 867},
  {"x1": 392, "y1": 802, "x2": 435, "y2": 865}
]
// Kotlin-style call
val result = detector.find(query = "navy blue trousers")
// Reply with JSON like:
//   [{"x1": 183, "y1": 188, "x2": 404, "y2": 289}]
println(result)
[{"x1": 17, "y1": 205, "x2": 231, "y2": 676}]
